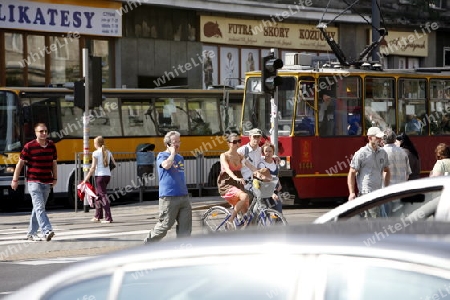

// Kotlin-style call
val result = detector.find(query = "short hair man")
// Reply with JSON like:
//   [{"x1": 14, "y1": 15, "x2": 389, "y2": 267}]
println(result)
[
  {"x1": 348, "y1": 127, "x2": 391, "y2": 217},
  {"x1": 11, "y1": 123, "x2": 57, "y2": 241},
  {"x1": 382, "y1": 128, "x2": 411, "y2": 216},
  {"x1": 144, "y1": 131, "x2": 192, "y2": 243},
  {"x1": 237, "y1": 128, "x2": 263, "y2": 181}
]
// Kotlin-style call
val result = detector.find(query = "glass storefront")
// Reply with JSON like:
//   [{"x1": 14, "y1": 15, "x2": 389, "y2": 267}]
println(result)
[{"x1": 2, "y1": 32, "x2": 113, "y2": 87}]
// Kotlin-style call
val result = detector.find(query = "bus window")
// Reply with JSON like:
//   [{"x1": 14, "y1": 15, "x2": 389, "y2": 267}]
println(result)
[
  {"x1": 398, "y1": 78, "x2": 426, "y2": 135},
  {"x1": 0, "y1": 91, "x2": 21, "y2": 152},
  {"x1": 318, "y1": 76, "x2": 362, "y2": 136},
  {"x1": 27, "y1": 98, "x2": 61, "y2": 141},
  {"x1": 430, "y1": 79, "x2": 450, "y2": 135},
  {"x1": 365, "y1": 77, "x2": 396, "y2": 132},
  {"x1": 187, "y1": 98, "x2": 217, "y2": 135},
  {"x1": 122, "y1": 101, "x2": 157, "y2": 136},
  {"x1": 154, "y1": 98, "x2": 188, "y2": 135}
]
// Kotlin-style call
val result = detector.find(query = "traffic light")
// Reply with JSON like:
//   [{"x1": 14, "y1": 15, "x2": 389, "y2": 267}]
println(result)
[
  {"x1": 73, "y1": 56, "x2": 103, "y2": 109},
  {"x1": 261, "y1": 54, "x2": 283, "y2": 95}
]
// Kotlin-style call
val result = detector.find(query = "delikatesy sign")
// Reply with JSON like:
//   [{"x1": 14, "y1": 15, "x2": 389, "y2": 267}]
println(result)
[{"x1": 0, "y1": 0, "x2": 122, "y2": 37}]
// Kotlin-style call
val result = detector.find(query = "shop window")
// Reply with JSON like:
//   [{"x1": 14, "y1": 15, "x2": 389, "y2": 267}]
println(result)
[{"x1": 444, "y1": 47, "x2": 450, "y2": 67}]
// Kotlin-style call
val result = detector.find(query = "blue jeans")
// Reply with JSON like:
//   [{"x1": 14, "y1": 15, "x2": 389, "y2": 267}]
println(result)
[{"x1": 28, "y1": 182, "x2": 52, "y2": 235}]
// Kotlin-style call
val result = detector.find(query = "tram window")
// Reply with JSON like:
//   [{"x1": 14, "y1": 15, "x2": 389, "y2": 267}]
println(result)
[
  {"x1": 365, "y1": 78, "x2": 396, "y2": 133},
  {"x1": 398, "y1": 79, "x2": 426, "y2": 136},
  {"x1": 277, "y1": 77, "x2": 296, "y2": 136},
  {"x1": 430, "y1": 79, "x2": 450, "y2": 135},
  {"x1": 122, "y1": 101, "x2": 157, "y2": 136},
  {"x1": 295, "y1": 79, "x2": 315, "y2": 136},
  {"x1": 318, "y1": 76, "x2": 362, "y2": 136}
]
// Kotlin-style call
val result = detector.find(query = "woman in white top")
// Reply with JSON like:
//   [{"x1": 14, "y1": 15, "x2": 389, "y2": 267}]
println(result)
[
  {"x1": 430, "y1": 143, "x2": 450, "y2": 177},
  {"x1": 83, "y1": 136, "x2": 116, "y2": 223}
]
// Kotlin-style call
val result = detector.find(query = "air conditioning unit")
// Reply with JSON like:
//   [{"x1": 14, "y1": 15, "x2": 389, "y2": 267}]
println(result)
[{"x1": 284, "y1": 53, "x2": 312, "y2": 66}]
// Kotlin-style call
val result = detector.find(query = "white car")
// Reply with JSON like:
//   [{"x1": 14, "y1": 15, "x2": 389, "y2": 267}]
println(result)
[
  {"x1": 315, "y1": 176, "x2": 450, "y2": 224},
  {"x1": 6, "y1": 223, "x2": 450, "y2": 300}
]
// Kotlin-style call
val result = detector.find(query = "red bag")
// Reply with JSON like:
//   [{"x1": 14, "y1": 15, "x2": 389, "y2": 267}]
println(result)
[{"x1": 77, "y1": 182, "x2": 96, "y2": 200}]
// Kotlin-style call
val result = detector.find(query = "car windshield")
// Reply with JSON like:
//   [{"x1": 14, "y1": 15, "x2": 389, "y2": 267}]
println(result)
[{"x1": 343, "y1": 188, "x2": 444, "y2": 221}]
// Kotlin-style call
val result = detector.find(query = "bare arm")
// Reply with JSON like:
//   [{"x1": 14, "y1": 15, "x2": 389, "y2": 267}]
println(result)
[
  {"x1": 244, "y1": 159, "x2": 258, "y2": 172},
  {"x1": 52, "y1": 160, "x2": 57, "y2": 184},
  {"x1": 83, "y1": 156, "x2": 98, "y2": 182},
  {"x1": 161, "y1": 146, "x2": 176, "y2": 170},
  {"x1": 347, "y1": 167, "x2": 357, "y2": 201},
  {"x1": 383, "y1": 167, "x2": 390, "y2": 187},
  {"x1": 10, "y1": 159, "x2": 25, "y2": 190}
]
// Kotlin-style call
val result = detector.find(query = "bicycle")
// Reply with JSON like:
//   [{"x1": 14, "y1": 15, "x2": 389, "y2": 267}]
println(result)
[{"x1": 202, "y1": 176, "x2": 288, "y2": 232}]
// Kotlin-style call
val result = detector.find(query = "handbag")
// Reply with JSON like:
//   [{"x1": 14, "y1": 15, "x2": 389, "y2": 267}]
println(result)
[{"x1": 109, "y1": 153, "x2": 116, "y2": 171}]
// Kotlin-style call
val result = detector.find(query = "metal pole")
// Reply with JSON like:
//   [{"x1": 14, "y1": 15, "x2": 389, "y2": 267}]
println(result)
[
  {"x1": 371, "y1": 0, "x2": 381, "y2": 61},
  {"x1": 82, "y1": 48, "x2": 90, "y2": 209},
  {"x1": 270, "y1": 87, "x2": 279, "y2": 155}
]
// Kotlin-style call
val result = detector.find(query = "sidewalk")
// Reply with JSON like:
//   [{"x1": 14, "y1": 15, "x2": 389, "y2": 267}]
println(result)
[{"x1": 0, "y1": 196, "x2": 227, "y2": 262}]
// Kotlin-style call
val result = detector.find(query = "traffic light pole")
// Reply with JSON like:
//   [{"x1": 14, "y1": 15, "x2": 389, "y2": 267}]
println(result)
[
  {"x1": 270, "y1": 87, "x2": 279, "y2": 155},
  {"x1": 82, "y1": 48, "x2": 90, "y2": 210}
]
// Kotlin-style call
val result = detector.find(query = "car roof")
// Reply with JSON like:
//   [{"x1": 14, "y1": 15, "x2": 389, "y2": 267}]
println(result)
[
  {"x1": 314, "y1": 177, "x2": 450, "y2": 223},
  {"x1": 7, "y1": 222, "x2": 450, "y2": 299}
]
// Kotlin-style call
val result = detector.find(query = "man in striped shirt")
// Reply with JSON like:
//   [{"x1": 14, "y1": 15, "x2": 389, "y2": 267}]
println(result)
[{"x1": 11, "y1": 123, "x2": 57, "y2": 241}]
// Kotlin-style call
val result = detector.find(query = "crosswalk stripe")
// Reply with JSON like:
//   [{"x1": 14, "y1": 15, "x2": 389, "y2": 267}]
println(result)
[
  {"x1": 0, "y1": 229, "x2": 149, "y2": 245},
  {"x1": 14, "y1": 256, "x2": 97, "y2": 265}
]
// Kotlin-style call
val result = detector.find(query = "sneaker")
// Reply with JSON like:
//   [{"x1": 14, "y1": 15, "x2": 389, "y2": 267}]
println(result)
[
  {"x1": 101, "y1": 220, "x2": 112, "y2": 223},
  {"x1": 45, "y1": 231, "x2": 55, "y2": 242},
  {"x1": 26, "y1": 234, "x2": 42, "y2": 241},
  {"x1": 90, "y1": 218, "x2": 100, "y2": 222}
]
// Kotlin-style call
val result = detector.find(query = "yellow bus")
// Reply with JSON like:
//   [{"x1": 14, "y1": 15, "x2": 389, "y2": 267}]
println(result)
[{"x1": 0, "y1": 87, "x2": 243, "y2": 209}]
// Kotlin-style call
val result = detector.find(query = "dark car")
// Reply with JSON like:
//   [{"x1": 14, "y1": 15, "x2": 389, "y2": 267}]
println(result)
[{"x1": 6, "y1": 222, "x2": 450, "y2": 300}]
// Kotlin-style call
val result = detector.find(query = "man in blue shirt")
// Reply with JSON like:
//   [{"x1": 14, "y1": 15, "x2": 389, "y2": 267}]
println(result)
[{"x1": 144, "y1": 131, "x2": 192, "y2": 243}]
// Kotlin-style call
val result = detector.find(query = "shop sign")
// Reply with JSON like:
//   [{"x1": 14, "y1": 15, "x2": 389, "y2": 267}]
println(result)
[
  {"x1": 201, "y1": 16, "x2": 338, "y2": 50},
  {"x1": 0, "y1": 0, "x2": 122, "y2": 37}
]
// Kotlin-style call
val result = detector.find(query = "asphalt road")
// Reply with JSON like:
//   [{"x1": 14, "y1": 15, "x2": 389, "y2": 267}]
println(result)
[{"x1": 0, "y1": 197, "x2": 331, "y2": 297}]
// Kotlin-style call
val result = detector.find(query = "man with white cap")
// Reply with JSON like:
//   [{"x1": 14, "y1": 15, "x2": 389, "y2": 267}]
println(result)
[
  {"x1": 347, "y1": 127, "x2": 391, "y2": 217},
  {"x1": 238, "y1": 128, "x2": 263, "y2": 182}
]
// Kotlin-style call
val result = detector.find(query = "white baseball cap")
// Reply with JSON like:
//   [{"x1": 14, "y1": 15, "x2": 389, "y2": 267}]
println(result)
[
  {"x1": 248, "y1": 128, "x2": 262, "y2": 136},
  {"x1": 367, "y1": 127, "x2": 384, "y2": 138}
]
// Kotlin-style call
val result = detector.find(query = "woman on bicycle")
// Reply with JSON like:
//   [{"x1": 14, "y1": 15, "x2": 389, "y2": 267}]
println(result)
[
  {"x1": 218, "y1": 133, "x2": 257, "y2": 224},
  {"x1": 258, "y1": 143, "x2": 282, "y2": 213}
]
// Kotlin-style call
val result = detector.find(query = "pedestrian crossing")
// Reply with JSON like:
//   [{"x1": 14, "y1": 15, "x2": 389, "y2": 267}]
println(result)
[{"x1": 0, "y1": 228, "x2": 149, "y2": 245}]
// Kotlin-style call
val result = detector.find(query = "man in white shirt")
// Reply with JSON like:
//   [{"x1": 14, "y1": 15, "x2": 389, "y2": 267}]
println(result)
[{"x1": 237, "y1": 128, "x2": 263, "y2": 181}]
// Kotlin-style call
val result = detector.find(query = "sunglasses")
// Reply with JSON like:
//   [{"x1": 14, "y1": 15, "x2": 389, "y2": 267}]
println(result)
[
  {"x1": 230, "y1": 139, "x2": 242, "y2": 144},
  {"x1": 252, "y1": 135, "x2": 261, "y2": 138},
  {"x1": 36, "y1": 130, "x2": 48, "y2": 134}
]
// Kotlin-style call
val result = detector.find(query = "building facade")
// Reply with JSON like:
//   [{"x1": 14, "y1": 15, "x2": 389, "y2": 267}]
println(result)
[{"x1": 0, "y1": 0, "x2": 449, "y2": 88}]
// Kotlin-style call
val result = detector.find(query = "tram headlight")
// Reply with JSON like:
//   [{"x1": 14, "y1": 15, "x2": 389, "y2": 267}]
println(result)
[
  {"x1": 279, "y1": 157, "x2": 291, "y2": 169},
  {"x1": 6, "y1": 167, "x2": 15, "y2": 173}
]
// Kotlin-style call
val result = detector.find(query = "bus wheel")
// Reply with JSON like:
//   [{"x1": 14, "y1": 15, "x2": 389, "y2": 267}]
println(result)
[{"x1": 68, "y1": 172, "x2": 83, "y2": 209}]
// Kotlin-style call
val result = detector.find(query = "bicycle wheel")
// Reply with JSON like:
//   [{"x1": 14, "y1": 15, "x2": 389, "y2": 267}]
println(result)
[
  {"x1": 202, "y1": 206, "x2": 236, "y2": 233},
  {"x1": 256, "y1": 208, "x2": 288, "y2": 227}
]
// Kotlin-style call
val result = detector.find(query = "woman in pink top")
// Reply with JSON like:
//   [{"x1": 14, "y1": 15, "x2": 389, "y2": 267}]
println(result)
[{"x1": 218, "y1": 133, "x2": 257, "y2": 223}]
